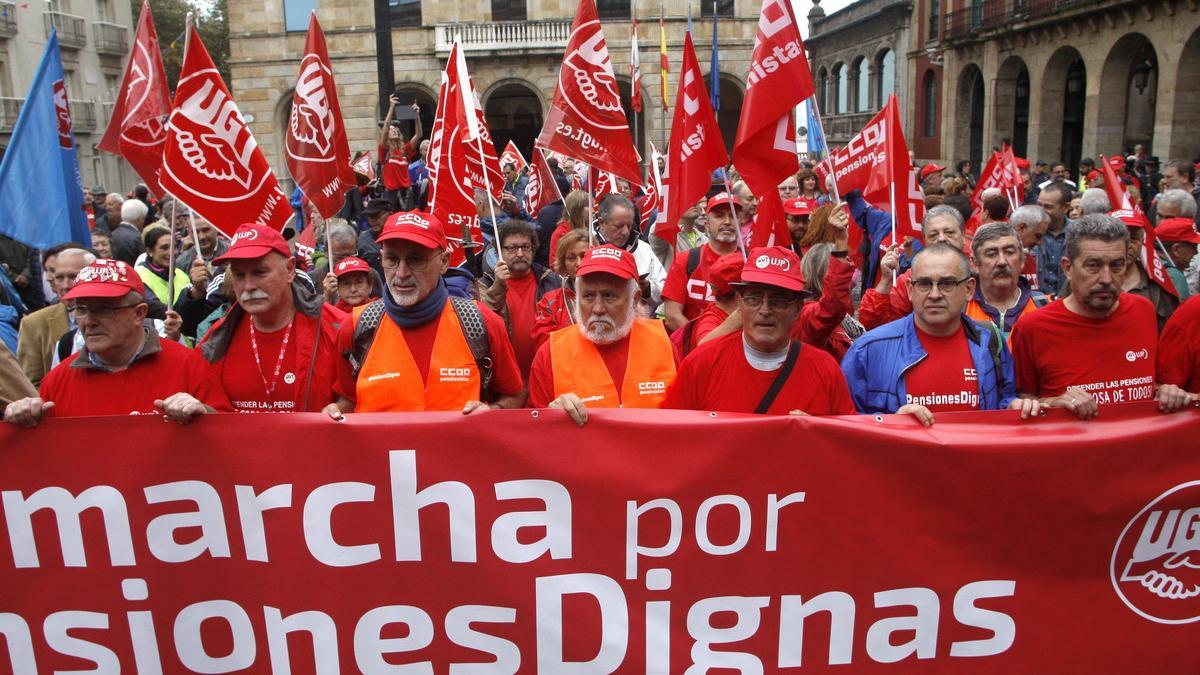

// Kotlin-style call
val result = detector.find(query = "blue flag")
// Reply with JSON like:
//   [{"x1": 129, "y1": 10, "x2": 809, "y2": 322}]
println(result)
[
  {"x1": 0, "y1": 31, "x2": 90, "y2": 249},
  {"x1": 806, "y1": 96, "x2": 828, "y2": 160},
  {"x1": 709, "y1": 6, "x2": 720, "y2": 111}
]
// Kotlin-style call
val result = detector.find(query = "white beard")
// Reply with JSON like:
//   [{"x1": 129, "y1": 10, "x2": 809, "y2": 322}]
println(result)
[{"x1": 579, "y1": 308, "x2": 635, "y2": 345}]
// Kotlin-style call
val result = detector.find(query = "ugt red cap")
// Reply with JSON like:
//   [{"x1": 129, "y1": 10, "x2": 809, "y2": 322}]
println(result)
[
  {"x1": 738, "y1": 246, "x2": 806, "y2": 293},
  {"x1": 920, "y1": 163, "x2": 945, "y2": 180},
  {"x1": 576, "y1": 245, "x2": 638, "y2": 281},
  {"x1": 784, "y1": 198, "x2": 814, "y2": 217},
  {"x1": 706, "y1": 192, "x2": 741, "y2": 214},
  {"x1": 333, "y1": 256, "x2": 371, "y2": 278},
  {"x1": 63, "y1": 259, "x2": 146, "y2": 300},
  {"x1": 708, "y1": 253, "x2": 745, "y2": 296},
  {"x1": 377, "y1": 210, "x2": 448, "y2": 250},
  {"x1": 212, "y1": 223, "x2": 291, "y2": 265},
  {"x1": 1156, "y1": 217, "x2": 1200, "y2": 245}
]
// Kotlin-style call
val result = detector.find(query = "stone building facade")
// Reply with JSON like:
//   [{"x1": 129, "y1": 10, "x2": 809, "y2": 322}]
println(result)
[{"x1": 228, "y1": 0, "x2": 766, "y2": 190}]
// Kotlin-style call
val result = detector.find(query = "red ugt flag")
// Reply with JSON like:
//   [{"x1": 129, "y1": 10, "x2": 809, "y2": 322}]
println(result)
[
  {"x1": 500, "y1": 140, "x2": 527, "y2": 172},
  {"x1": 523, "y1": 147, "x2": 563, "y2": 217},
  {"x1": 97, "y1": 0, "x2": 170, "y2": 196},
  {"x1": 662, "y1": 31, "x2": 727, "y2": 244},
  {"x1": 538, "y1": 0, "x2": 642, "y2": 186},
  {"x1": 1100, "y1": 154, "x2": 1177, "y2": 297},
  {"x1": 732, "y1": 0, "x2": 814, "y2": 246},
  {"x1": 284, "y1": 12, "x2": 354, "y2": 219},
  {"x1": 160, "y1": 27, "x2": 291, "y2": 236}
]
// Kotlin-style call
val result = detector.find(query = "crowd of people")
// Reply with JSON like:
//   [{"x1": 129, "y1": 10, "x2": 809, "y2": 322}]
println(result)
[{"x1": 2, "y1": 106, "x2": 1199, "y2": 429}]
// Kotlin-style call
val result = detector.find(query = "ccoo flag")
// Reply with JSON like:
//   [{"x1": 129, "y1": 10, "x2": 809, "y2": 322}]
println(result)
[{"x1": 0, "y1": 31, "x2": 90, "y2": 249}]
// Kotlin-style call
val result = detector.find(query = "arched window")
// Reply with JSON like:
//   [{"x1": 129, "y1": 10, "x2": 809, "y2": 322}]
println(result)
[
  {"x1": 923, "y1": 70, "x2": 938, "y2": 137},
  {"x1": 834, "y1": 62, "x2": 847, "y2": 114},
  {"x1": 853, "y1": 57, "x2": 869, "y2": 112},
  {"x1": 876, "y1": 49, "x2": 895, "y2": 105}
]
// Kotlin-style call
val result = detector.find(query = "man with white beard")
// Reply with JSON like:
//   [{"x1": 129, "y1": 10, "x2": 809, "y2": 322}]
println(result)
[
  {"x1": 195, "y1": 224, "x2": 348, "y2": 414},
  {"x1": 527, "y1": 245, "x2": 679, "y2": 426}
]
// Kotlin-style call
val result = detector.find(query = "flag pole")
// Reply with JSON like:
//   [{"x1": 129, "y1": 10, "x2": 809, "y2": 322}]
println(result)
[
  {"x1": 167, "y1": 198, "x2": 177, "y2": 313},
  {"x1": 473, "y1": 133, "x2": 502, "y2": 247},
  {"x1": 586, "y1": 162, "x2": 596, "y2": 246},
  {"x1": 807, "y1": 94, "x2": 840, "y2": 202},
  {"x1": 659, "y1": 0, "x2": 667, "y2": 150},
  {"x1": 888, "y1": 178, "x2": 898, "y2": 284},
  {"x1": 631, "y1": 2, "x2": 640, "y2": 162}
]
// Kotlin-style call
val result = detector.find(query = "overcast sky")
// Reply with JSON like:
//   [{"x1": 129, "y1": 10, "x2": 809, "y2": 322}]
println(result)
[{"x1": 795, "y1": 0, "x2": 857, "y2": 37}]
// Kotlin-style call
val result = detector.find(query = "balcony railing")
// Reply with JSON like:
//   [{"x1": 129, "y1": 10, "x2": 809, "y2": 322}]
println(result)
[
  {"x1": 822, "y1": 111, "x2": 878, "y2": 143},
  {"x1": 0, "y1": 96, "x2": 23, "y2": 133},
  {"x1": 44, "y1": 11, "x2": 87, "y2": 48},
  {"x1": 435, "y1": 20, "x2": 572, "y2": 56},
  {"x1": 0, "y1": 1, "x2": 18, "y2": 38},
  {"x1": 93, "y1": 21, "x2": 129, "y2": 55},
  {"x1": 944, "y1": 0, "x2": 1118, "y2": 41},
  {"x1": 69, "y1": 99, "x2": 97, "y2": 132}
]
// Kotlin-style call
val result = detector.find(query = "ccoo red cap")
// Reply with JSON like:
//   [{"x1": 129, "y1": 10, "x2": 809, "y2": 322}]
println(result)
[
  {"x1": 708, "y1": 253, "x2": 745, "y2": 296},
  {"x1": 738, "y1": 246, "x2": 806, "y2": 293},
  {"x1": 784, "y1": 198, "x2": 815, "y2": 217},
  {"x1": 63, "y1": 259, "x2": 146, "y2": 300},
  {"x1": 1156, "y1": 217, "x2": 1200, "y2": 245},
  {"x1": 576, "y1": 245, "x2": 638, "y2": 281},
  {"x1": 1109, "y1": 209, "x2": 1151, "y2": 229},
  {"x1": 920, "y1": 163, "x2": 946, "y2": 180},
  {"x1": 333, "y1": 256, "x2": 372, "y2": 278},
  {"x1": 212, "y1": 223, "x2": 291, "y2": 264},
  {"x1": 706, "y1": 192, "x2": 741, "y2": 214},
  {"x1": 377, "y1": 210, "x2": 448, "y2": 250}
]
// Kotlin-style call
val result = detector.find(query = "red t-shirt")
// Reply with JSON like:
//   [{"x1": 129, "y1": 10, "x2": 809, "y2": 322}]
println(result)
[
  {"x1": 1157, "y1": 294, "x2": 1200, "y2": 392},
  {"x1": 689, "y1": 304, "x2": 729, "y2": 351},
  {"x1": 1011, "y1": 294, "x2": 1158, "y2": 404},
  {"x1": 662, "y1": 244, "x2": 720, "y2": 321},
  {"x1": 663, "y1": 332, "x2": 855, "y2": 415},
  {"x1": 334, "y1": 300, "x2": 524, "y2": 403},
  {"x1": 904, "y1": 324, "x2": 981, "y2": 412},
  {"x1": 208, "y1": 311, "x2": 342, "y2": 413},
  {"x1": 505, "y1": 273, "x2": 539, "y2": 379},
  {"x1": 379, "y1": 141, "x2": 414, "y2": 190},
  {"x1": 527, "y1": 331, "x2": 631, "y2": 408},
  {"x1": 39, "y1": 338, "x2": 232, "y2": 417}
]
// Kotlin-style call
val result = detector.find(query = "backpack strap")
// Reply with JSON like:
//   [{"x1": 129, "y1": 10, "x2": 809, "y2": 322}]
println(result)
[
  {"x1": 755, "y1": 341, "x2": 801, "y2": 414},
  {"x1": 449, "y1": 296, "x2": 494, "y2": 399},
  {"x1": 686, "y1": 246, "x2": 703, "y2": 277},
  {"x1": 1029, "y1": 290, "x2": 1050, "y2": 308},
  {"x1": 347, "y1": 299, "x2": 386, "y2": 378}
]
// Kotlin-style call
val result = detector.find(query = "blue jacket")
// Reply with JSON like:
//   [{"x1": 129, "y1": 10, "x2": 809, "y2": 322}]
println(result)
[
  {"x1": 844, "y1": 190, "x2": 898, "y2": 295},
  {"x1": 841, "y1": 314, "x2": 1017, "y2": 414}
]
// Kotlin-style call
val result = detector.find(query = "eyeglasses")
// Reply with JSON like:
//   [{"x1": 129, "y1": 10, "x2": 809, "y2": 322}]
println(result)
[
  {"x1": 381, "y1": 254, "x2": 434, "y2": 272},
  {"x1": 67, "y1": 302, "x2": 142, "y2": 318},
  {"x1": 502, "y1": 244, "x2": 533, "y2": 254},
  {"x1": 911, "y1": 276, "x2": 972, "y2": 294},
  {"x1": 740, "y1": 293, "x2": 803, "y2": 310}
]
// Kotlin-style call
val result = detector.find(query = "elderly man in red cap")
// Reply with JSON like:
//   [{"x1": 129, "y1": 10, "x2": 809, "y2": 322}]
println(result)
[
  {"x1": 661, "y1": 192, "x2": 744, "y2": 332},
  {"x1": 328, "y1": 256, "x2": 379, "y2": 312},
  {"x1": 665, "y1": 246, "x2": 855, "y2": 415},
  {"x1": 920, "y1": 163, "x2": 946, "y2": 191},
  {"x1": 328, "y1": 211, "x2": 524, "y2": 415},
  {"x1": 197, "y1": 224, "x2": 348, "y2": 414},
  {"x1": 528, "y1": 245, "x2": 678, "y2": 425},
  {"x1": 4, "y1": 259, "x2": 231, "y2": 426},
  {"x1": 1156, "y1": 217, "x2": 1199, "y2": 295}
]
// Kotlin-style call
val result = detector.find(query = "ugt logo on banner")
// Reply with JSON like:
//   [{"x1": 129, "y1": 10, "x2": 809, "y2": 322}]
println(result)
[{"x1": 1112, "y1": 481, "x2": 1200, "y2": 623}]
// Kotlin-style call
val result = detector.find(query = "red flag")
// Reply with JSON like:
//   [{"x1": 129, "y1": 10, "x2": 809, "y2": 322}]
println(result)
[
  {"x1": 814, "y1": 105, "x2": 891, "y2": 198},
  {"x1": 732, "y1": 0, "x2": 814, "y2": 246},
  {"x1": 350, "y1": 150, "x2": 375, "y2": 181},
  {"x1": 523, "y1": 147, "x2": 562, "y2": 216},
  {"x1": 641, "y1": 141, "x2": 665, "y2": 231},
  {"x1": 662, "y1": 32, "x2": 728, "y2": 244},
  {"x1": 1001, "y1": 145, "x2": 1024, "y2": 205},
  {"x1": 160, "y1": 27, "x2": 290, "y2": 236},
  {"x1": 537, "y1": 0, "x2": 642, "y2": 186},
  {"x1": 1100, "y1": 154, "x2": 1177, "y2": 297},
  {"x1": 589, "y1": 165, "x2": 621, "y2": 210},
  {"x1": 97, "y1": 0, "x2": 170, "y2": 196},
  {"x1": 864, "y1": 96, "x2": 923, "y2": 237},
  {"x1": 499, "y1": 140, "x2": 527, "y2": 172},
  {"x1": 284, "y1": 13, "x2": 354, "y2": 219}
]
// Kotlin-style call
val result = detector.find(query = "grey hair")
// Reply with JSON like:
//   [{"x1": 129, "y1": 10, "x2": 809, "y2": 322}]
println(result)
[
  {"x1": 913, "y1": 241, "x2": 971, "y2": 278},
  {"x1": 106, "y1": 192, "x2": 125, "y2": 204},
  {"x1": 1009, "y1": 204, "x2": 1048, "y2": 231},
  {"x1": 597, "y1": 193, "x2": 635, "y2": 223},
  {"x1": 123, "y1": 290, "x2": 146, "y2": 306},
  {"x1": 1079, "y1": 188, "x2": 1112, "y2": 216},
  {"x1": 923, "y1": 204, "x2": 965, "y2": 231},
  {"x1": 56, "y1": 247, "x2": 96, "y2": 265},
  {"x1": 1065, "y1": 213, "x2": 1129, "y2": 262},
  {"x1": 327, "y1": 219, "x2": 358, "y2": 246},
  {"x1": 801, "y1": 243, "x2": 832, "y2": 296},
  {"x1": 1159, "y1": 188, "x2": 1198, "y2": 219},
  {"x1": 970, "y1": 222, "x2": 1023, "y2": 260},
  {"x1": 731, "y1": 180, "x2": 750, "y2": 198},
  {"x1": 120, "y1": 198, "x2": 149, "y2": 223}
]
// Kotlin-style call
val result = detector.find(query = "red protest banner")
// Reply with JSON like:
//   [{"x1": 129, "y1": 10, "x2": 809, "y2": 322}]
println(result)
[{"x1": 2, "y1": 405, "x2": 1199, "y2": 672}]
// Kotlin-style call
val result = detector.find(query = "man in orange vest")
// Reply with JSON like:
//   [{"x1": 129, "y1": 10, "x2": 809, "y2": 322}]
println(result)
[
  {"x1": 526, "y1": 245, "x2": 678, "y2": 425},
  {"x1": 965, "y1": 222, "x2": 1048, "y2": 346},
  {"x1": 326, "y1": 211, "x2": 525, "y2": 415}
]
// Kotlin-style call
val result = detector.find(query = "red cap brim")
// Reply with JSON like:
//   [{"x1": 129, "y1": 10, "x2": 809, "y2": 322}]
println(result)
[
  {"x1": 376, "y1": 230, "x2": 445, "y2": 250},
  {"x1": 212, "y1": 244, "x2": 289, "y2": 265},
  {"x1": 63, "y1": 281, "x2": 138, "y2": 300},
  {"x1": 738, "y1": 270, "x2": 807, "y2": 293}
]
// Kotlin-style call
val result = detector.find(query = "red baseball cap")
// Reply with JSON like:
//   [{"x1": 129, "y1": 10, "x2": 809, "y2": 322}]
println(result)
[
  {"x1": 1086, "y1": 170, "x2": 1102, "y2": 182},
  {"x1": 1107, "y1": 156, "x2": 1126, "y2": 171},
  {"x1": 333, "y1": 256, "x2": 372, "y2": 278},
  {"x1": 738, "y1": 246, "x2": 806, "y2": 293},
  {"x1": 377, "y1": 210, "x2": 447, "y2": 250},
  {"x1": 784, "y1": 197, "x2": 814, "y2": 217},
  {"x1": 1109, "y1": 209, "x2": 1151, "y2": 229},
  {"x1": 212, "y1": 223, "x2": 290, "y2": 264},
  {"x1": 576, "y1": 245, "x2": 638, "y2": 281},
  {"x1": 63, "y1": 259, "x2": 146, "y2": 300},
  {"x1": 706, "y1": 192, "x2": 741, "y2": 214},
  {"x1": 1156, "y1": 217, "x2": 1200, "y2": 245},
  {"x1": 708, "y1": 253, "x2": 745, "y2": 296},
  {"x1": 920, "y1": 163, "x2": 945, "y2": 180}
]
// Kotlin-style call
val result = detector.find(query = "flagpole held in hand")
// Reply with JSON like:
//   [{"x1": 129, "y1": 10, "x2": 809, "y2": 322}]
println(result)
[
  {"x1": 888, "y1": 178, "x2": 898, "y2": 284},
  {"x1": 167, "y1": 198, "x2": 177, "y2": 314}
]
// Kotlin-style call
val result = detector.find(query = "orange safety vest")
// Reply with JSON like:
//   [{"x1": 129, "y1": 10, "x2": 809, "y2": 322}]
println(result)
[
  {"x1": 353, "y1": 302, "x2": 480, "y2": 412},
  {"x1": 548, "y1": 319, "x2": 677, "y2": 408},
  {"x1": 965, "y1": 298, "x2": 1039, "y2": 349}
]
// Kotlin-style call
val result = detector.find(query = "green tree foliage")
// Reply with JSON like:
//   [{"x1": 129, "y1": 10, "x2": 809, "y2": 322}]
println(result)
[{"x1": 139, "y1": 0, "x2": 230, "y2": 93}]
